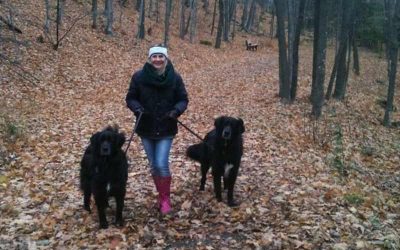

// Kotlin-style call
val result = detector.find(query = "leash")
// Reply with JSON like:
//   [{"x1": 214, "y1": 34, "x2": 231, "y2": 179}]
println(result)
[
  {"x1": 176, "y1": 119, "x2": 204, "y2": 142},
  {"x1": 124, "y1": 112, "x2": 143, "y2": 154}
]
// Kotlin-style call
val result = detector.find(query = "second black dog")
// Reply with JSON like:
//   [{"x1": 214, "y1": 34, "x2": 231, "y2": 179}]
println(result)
[
  {"x1": 80, "y1": 125, "x2": 128, "y2": 229},
  {"x1": 186, "y1": 116, "x2": 245, "y2": 207}
]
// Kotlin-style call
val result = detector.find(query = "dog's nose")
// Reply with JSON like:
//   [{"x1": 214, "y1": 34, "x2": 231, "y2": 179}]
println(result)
[
  {"x1": 222, "y1": 127, "x2": 232, "y2": 139},
  {"x1": 100, "y1": 143, "x2": 111, "y2": 156}
]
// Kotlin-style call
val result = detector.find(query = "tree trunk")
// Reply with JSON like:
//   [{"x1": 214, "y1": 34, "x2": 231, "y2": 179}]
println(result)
[
  {"x1": 333, "y1": 0, "x2": 354, "y2": 100},
  {"x1": 137, "y1": 0, "x2": 145, "y2": 39},
  {"x1": 241, "y1": 0, "x2": 250, "y2": 30},
  {"x1": 155, "y1": 0, "x2": 160, "y2": 22},
  {"x1": 55, "y1": 0, "x2": 61, "y2": 49},
  {"x1": 179, "y1": 0, "x2": 186, "y2": 39},
  {"x1": 231, "y1": 0, "x2": 237, "y2": 40},
  {"x1": 311, "y1": 0, "x2": 328, "y2": 118},
  {"x1": 290, "y1": 0, "x2": 306, "y2": 101},
  {"x1": 164, "y1": 0, "x2": 172, "y2": 46},
  {"x1": 223, "y1": 0, "x2": 230, "y2": 41},
  {"x1": 189, "y1": 0, "x2": 197, "y2": 43},
  {"x1": 215, "y1": 0, "x2": 224, "y2": 48},
  {"x1": 44, "y1": 0, "x2": 50, "y2": 33},
  {"x1": 245, "y1": 0, "x2": 256, "y2": 32},
  {"x1": 105, "y1": 0, "x2": 113, "y2": 35},
  {"x1": 352, "y1": 33, "x2": 360, "y2": 75},
  {"x1": 92, "y1": 0, "x2": 98, "y2": 29},
  {"x1": 287, "y1": 0, "x2": 296, "y2": 97},
  {"x1": 211, "y1": 0, "x2": 217, "y2": 35},
  {"x1": 269, "y1": 5, "x2": 275, "y2": 38},
  {"x1": 351, "y1": 1, "x2": 360, "y2": 76},
  {"x1": 383, "y1": 0, "x2": 400, "y2": 126},
  {"x1": 148, "y1": 0, "x2": 153, "y2": 18},
  {"x1": 274, "y1": 0, "x2": 290, "y2": 101}
]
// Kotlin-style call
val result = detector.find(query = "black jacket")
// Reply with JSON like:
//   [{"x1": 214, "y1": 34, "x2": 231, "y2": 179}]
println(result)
[{"x1": 126, "y1": 61, "x2": 188, "y2": 138}]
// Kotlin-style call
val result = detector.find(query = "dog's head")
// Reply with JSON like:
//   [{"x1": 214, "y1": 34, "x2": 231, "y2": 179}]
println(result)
[
  {"x1": 214, "y1": 116, "x2": 245, "y2": 140},
  {"x1": 90, "y1": 126, "x2": 126, "y2": 157}
]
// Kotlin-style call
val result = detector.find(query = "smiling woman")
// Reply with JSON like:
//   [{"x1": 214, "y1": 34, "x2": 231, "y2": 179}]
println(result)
[
  {"x1": 125, "y1": 43, "x2": 189, "y2": 215},
  {"x1": 148, "y1": 46, "x2": 168, "y2": 72}
]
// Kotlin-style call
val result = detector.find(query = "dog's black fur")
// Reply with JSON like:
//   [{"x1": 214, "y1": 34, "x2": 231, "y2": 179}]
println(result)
[
  {"x1": 80, "y1": 126, "x2": 128, "y2": 229},
  {"x1": 186, "y1": 116, "x2": 245, "y2": 207}
]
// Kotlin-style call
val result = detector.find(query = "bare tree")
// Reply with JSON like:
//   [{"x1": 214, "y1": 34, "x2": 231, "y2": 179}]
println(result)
[
  {"x1": 215, "y1": 0, "x2": 224, "y2": 48},
  {"x1": 44, "y1": 0, "x2": 51, "y2": 33},
  {"x1": 137, "y1": 0, "x2": 145, "y2": 39},
  {"x1": 91, "y1": 0, "x2": 98, "y2": 29},
  {"x1": 211, "y1": 0, "x2": 217, "y2": 35},
  {"x1": 310, "y1": 0, "x2": 328, "y2": 118},
  {"x1": 245, "y1": 0, "x2": 256, "y2": 32},
  {"x1": 290, "y1": 0, "x2": 306, "y2": 101},
  {"x1": 332, "y1": 0, "x2": 355, "y2": 100},
  {"x1": 164, "y1": 0, "x2": 172, "y2": 46},
  {"x1": 189, "y1": 0, "x2": 197, "y2": 43},
  {"x1": 274, "y1": 0, "x2": 290, "y2": 101},
  {"x1": 383, "y1": 0, "x2": 400, "y2": 126},
  {"x1": 179, "y1": 0, "x2": 186, "y2": 39},
  {"x1": 105, "y1": 0, "x2": 113, "y2": 35}
]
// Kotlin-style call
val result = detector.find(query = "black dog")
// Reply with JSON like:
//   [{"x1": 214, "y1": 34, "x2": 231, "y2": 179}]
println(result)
[
  {"x1": 186, "y1": 116, "x2": 245, "y2": 207},
  {"x1": 80, "y1": 126, "x2": 128, "y2": 229}
]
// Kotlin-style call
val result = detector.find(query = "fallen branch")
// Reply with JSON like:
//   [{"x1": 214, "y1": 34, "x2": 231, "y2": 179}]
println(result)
[
  {"x1": 0, "y1": 15, "x2": 22, "y2": 34},
  {"x1": 0, "y1": 54, "x2": 40, "y2": 85}
]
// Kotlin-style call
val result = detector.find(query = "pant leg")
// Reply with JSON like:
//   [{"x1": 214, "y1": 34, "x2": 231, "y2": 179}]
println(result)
[
  {"x1": 140, "y1": 137, "x2": 159, "y2": 176},
  {"x1": 153, "y1": 138, "x2": 173, "y2": 177}
]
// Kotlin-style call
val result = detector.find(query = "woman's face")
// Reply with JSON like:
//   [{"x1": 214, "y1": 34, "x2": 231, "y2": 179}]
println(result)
[{"x1": 150, "y1": 54, "x2": 167, "y2": 70}]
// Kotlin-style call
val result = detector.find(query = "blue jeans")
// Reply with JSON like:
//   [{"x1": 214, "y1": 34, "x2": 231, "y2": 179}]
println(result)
[{"x1": 140, "y1": 137, "x2": 173, "y2": 177}]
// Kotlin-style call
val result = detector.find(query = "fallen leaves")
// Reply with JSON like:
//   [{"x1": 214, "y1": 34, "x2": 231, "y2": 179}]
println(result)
[{"x1": 1, "y1": 0, "x2": 399, "y2": 249}]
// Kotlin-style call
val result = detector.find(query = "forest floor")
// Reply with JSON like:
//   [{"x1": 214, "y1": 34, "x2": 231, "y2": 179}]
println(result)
[{"x1": 1, "y1": 1, "x2": 400, "y2": 249}]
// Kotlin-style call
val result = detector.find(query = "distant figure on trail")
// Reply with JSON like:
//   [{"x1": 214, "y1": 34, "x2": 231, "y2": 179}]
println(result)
[{"x1": 126, "y1": 44, "x2": 189, "y2": 215}]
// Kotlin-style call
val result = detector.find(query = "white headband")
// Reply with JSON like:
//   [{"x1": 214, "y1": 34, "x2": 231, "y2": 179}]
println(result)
[{"x1": 148, "y1": 46, "x2": 168, "y2": 58}]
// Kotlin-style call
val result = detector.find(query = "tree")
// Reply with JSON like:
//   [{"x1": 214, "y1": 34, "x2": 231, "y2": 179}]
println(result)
[
  {"x1": 215, "y1": 0, "x2": 224, "y2": 48},
  {"x1": 274, "y1": 0, "x2": 290, "y2": 101},
  {"x1": 164, "y1": 0, "x2": 172, "y2": 46},
  {"x1": 383, "y1": 0, "x2": 400, "y2": 126},
  {"x1": 223, "y1": 0, "x2": 230, "y2": 41},
  {"x1": 179, "y1": 0, "x2": 186, "y2": 39},
  {"x1": 332, "y1": 0, "x2": 354, "y2": 100},
  {"x1": 211, "y1": 0, "x2": 217, "y2": 35},
  {"x1": 310, "y1": 0, "x2": 328, "y2": 118},
  {"x1": 137, "y1": 0, "x2": 145, "y2": 39},
  {"x1": 105, "y1": 0, "x2": 113, "y2": 35},
  {"x1": 189, "y1": 0, "x2": 197, "y2": 43},
  {"x1": 241, "y1": 0, "x2": 250, "y2": 31},
  {"x1": 245, "y1": 0, "x2": 256, "y2": 32},
  {"x1": 91, "y1": 0, "x2": 98, "y2": 29},
  {"x1": 290, "y1": 0, "x2": 306, "y2": 101}
]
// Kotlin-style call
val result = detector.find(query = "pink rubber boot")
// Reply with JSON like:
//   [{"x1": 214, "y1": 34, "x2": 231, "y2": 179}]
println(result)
[{"x1": 158, "y1": 176, "x2": 172, "y2": 214}]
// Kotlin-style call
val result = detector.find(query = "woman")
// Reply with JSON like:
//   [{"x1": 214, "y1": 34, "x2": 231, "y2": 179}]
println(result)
[{"x1": 126, "y1": 44, "x2": 188, "y2": 215}]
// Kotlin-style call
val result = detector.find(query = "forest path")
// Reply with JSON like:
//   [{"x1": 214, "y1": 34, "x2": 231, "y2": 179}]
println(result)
[{"x1": 2, "y1": 39, "x2": 399, "y2": 249}]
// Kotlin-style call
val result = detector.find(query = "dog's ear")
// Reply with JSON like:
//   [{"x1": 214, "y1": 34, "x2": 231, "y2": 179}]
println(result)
[
  {"x1": 117, "y1": 132, "x2": 126, "y2": 148},
  {"x1": 214, "y1": 116, "x2": 224, "y2": 128},
  {"x1": 90, "y1": 132, "x2": 101, "y2": 145},
  {"x1": 237, "y1": 118, "x2": 245, "y2": 134}
]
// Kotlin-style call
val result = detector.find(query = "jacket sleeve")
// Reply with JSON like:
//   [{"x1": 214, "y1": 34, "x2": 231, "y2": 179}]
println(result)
[
  {"x1": 126, "y1": 72, "x2": 143, "y2": 113},
  {"x1": 174, "y1": 73, "x2": 189, "y2": 117}
]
